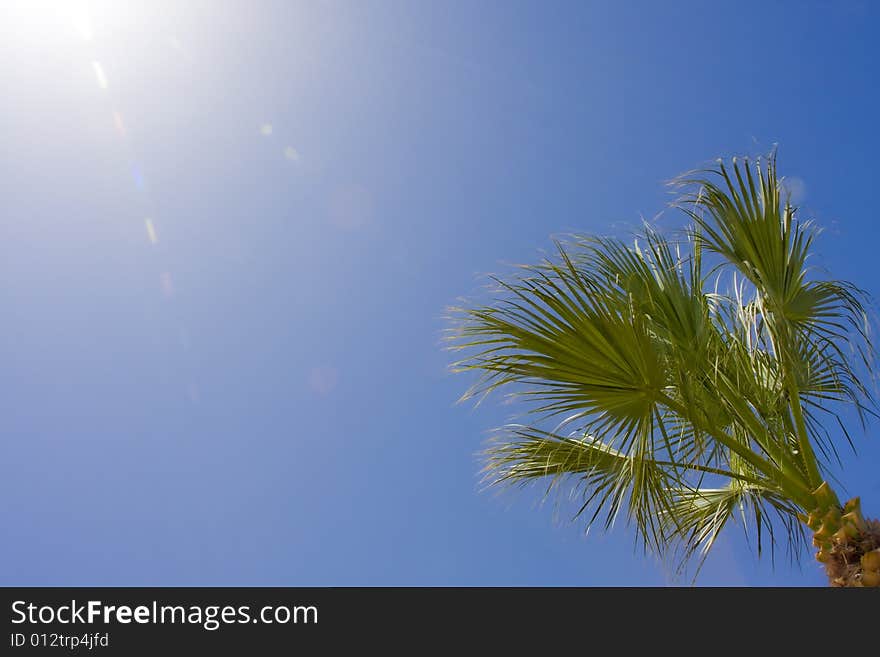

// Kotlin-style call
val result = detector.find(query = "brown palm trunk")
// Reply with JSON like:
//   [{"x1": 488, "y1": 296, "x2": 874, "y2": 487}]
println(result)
[{"x1": 810, "y1": 497, "x2": 880, "y2": 587}]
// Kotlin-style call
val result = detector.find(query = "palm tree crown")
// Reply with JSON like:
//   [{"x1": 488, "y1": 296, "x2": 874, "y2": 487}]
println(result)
[{"x1": 449, "y1": 155, "x2": 880, "y2": 584}]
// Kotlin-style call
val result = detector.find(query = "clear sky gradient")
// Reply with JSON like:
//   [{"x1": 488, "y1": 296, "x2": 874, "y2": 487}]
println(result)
[{"x1": 2, "y1": 0, "x2": 878, "y2": 586}]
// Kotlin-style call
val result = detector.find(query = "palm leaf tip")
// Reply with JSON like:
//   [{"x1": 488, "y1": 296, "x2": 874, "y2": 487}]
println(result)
[{"x1": 482, "y1": 425, "x2": 675, "y2": 553}]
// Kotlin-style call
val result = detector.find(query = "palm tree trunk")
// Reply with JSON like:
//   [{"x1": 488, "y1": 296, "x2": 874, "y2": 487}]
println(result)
[{"x1": 810, "y1": 497, "x2": 880, "y2": 587}]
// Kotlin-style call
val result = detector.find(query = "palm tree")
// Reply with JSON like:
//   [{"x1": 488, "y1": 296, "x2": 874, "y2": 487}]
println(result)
[{"x1": 448, "y1": 155, "x2": 880, "y2": 586}]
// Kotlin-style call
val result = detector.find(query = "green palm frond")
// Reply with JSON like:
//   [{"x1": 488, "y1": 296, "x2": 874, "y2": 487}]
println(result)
[
  {"x1": 448, "y1": 153, "x2": 877, "y2": 576},
  {"x1": 452, "y1": 245, "x2": 666, "y2": 429},
  {"x1": 661, "y1": 480, "x2": 806, "y2": 573},
  {"x1": 483, "y1": 425, "x2": 769, "y2": 554}
]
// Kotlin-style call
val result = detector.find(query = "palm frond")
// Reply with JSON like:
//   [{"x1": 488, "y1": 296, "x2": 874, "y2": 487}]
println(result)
[
  {"x1": 661, "y1": 480, "x2": 806, "y2": 576},
  {"x1": 484, "y1": 425, "x2": 764, "y2": 554},
  {"x1": 449, "y1": 243, "x2": 666, "y2": 427},
  {"x1": 448, "y1": 153, "x2": 877, "y2": 577}
]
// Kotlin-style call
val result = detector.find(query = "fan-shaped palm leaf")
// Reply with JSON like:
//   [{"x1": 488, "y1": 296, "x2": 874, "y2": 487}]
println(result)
[{"x1": 448, "y1": 154, "x2": 879, "y2": 584}]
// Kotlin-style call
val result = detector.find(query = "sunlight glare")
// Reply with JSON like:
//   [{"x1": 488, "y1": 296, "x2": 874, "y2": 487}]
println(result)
[
  {"x1": 92, "y1": 61, "x2": 108, "y2": 89},
  {"x1": 6, "y1": 1, "x2": 100, "y2": 43},
  {"x1": 160, "y1": 272, "x2": 174, "y2": 297},
  {"x1": 71, "y1": 10, "x2": 94, "y2": 40},
  {"x1": 145, "y1": 219, "x2": 158, "y2": 245},
  {"x1": 112, "y1": 111, "x2": 126, "y2": 137}
]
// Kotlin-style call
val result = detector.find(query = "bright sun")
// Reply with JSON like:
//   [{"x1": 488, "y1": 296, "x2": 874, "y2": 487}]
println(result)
[{"x1": 5, "y1": 0, "x2": 106, "y2": 43}]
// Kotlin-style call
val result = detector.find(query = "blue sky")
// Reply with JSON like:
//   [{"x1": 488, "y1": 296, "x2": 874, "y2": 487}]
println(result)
[{"x1": 1, "y1": 0, "x2": 878, "y2": 586}]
